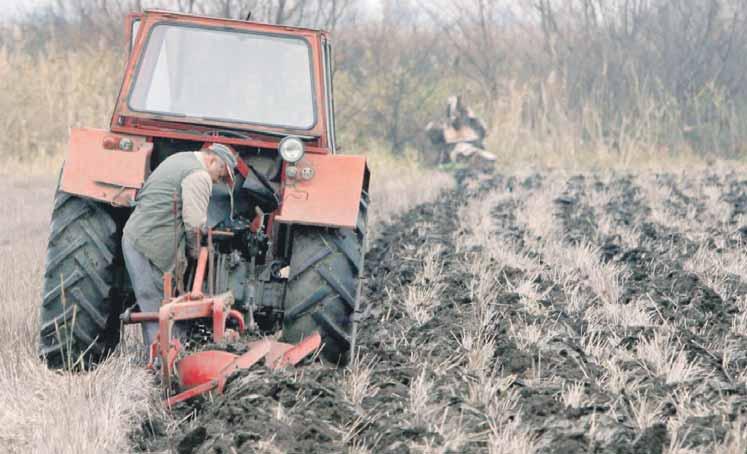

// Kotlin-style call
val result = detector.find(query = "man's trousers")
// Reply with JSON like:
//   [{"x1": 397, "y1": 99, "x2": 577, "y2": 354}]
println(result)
[{"x1": 122, "y1": 236, "x2": 185, "y2": 351}]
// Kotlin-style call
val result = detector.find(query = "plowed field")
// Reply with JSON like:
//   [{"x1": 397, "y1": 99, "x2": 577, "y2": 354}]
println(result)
[{"x1": 135, "y1": 169, "x2": 747, "y2": 453}]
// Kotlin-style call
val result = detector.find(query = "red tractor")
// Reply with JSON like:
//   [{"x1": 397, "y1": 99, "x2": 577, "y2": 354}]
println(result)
[{"x1": 39, "y1": 10, "x2": 368, "y2": 380}]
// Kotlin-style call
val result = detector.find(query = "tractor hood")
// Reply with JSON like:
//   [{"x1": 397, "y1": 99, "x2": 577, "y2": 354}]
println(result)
[{"x1": 111, "y1": 10, "x2": 331, "y2": 141}]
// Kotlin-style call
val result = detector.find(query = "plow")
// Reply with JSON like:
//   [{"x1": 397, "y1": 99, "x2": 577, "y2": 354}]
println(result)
[{"x1": 120, "y1": 233, "x2": 324, "y2": 407}]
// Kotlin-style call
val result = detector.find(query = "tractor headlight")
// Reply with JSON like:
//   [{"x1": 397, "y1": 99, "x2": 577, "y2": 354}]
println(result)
[{"x1": 279, "y1": 137, "x2": 304, "y2": 163}]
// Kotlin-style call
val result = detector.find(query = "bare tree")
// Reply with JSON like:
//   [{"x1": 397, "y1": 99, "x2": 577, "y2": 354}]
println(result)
[
  {"x1": 529, "y1": 0, "x2": 747, "y2": 153},
  {"x1": 236, "y1": 0, "x2": 356, "y2": 29},
  {"x1": 336, "y1": 0, "x2": 447, "y2": 153},
  {"x1": 4, "y1": 0, "x2": 361, "y2": 56},
  {"x1": 421, "y1": 0, "x2": 520, "y2": 119}
]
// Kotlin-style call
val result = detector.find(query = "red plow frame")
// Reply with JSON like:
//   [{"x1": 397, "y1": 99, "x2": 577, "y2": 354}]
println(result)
[{"x1": 121, "y1": 237, "x2": 321, "y2": 407}]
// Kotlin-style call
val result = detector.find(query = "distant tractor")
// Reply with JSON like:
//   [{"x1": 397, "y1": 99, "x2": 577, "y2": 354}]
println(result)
[{"x1": 39, "y1": 10, "x2": 369, "y2": 372}]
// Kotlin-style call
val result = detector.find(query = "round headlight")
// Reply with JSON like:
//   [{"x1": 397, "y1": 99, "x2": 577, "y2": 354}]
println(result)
[
  {"x1": 119, "y1": 138, "x2": 134, "y2": 151},
  {"x1": 279, "y1": 137, "x2": 304, "y2": 163}
]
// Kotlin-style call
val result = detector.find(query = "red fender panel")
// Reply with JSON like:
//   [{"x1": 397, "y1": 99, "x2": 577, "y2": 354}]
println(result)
[
  {"x1": 60, "y1": 127, "x2": 152, "y2": 206},
  {"x1": 276, "y1": 154, "x2": 368, "y2": 229}
]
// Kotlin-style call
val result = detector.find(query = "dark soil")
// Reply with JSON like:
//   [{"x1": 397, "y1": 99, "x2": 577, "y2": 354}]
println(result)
[{"x1": 133, "y1": 170, "x2": 747, "y2": 453}]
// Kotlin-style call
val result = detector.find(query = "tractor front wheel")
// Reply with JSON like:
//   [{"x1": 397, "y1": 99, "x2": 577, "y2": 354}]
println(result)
[{"x1": 39, "y1": 192, "x2": 121, "y2": 369}]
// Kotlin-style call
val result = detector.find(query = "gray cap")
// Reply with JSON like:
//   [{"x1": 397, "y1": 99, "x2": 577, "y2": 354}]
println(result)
[
  {"x1": 207, "y1": 143, "x2": 237, "y2": 169},
  {"x1": 206, "y1": 142, "x2": 237, "y2": 219},
  {"x1": 206, "y1": 143, "x2": 237, "y2": 185}
]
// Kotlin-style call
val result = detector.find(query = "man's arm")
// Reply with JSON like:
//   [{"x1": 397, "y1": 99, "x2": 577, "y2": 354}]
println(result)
[{"x1": 181, "y1": 170, "x2": 213, "y2": 258}]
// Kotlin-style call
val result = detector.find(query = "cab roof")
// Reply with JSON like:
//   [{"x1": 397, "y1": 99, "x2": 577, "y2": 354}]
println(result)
[{"x1": 142, "y1": 9, "x2": 330, "y2": 35}]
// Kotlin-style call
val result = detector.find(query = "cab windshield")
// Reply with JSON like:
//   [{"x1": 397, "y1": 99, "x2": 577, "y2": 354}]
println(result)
[{"x1": 129, "y1": 23, "x2": 316, "y2": 130}]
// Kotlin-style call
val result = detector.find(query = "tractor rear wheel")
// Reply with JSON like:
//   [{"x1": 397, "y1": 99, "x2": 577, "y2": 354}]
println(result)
[
  {"x1": 282, "y1": 205, "x2": 367, "y2": 365},
  {"x1": 39, "y1": 192, "x2": 121, "y2": 369}
]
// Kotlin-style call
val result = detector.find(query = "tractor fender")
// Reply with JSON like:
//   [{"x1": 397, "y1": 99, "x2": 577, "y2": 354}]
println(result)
[
  {"x1": 60, "y1": 127, "x2": 152, "y2": 207},
  {"x1": 275, "y1": 154, "x2": 369, "y2": 229}
]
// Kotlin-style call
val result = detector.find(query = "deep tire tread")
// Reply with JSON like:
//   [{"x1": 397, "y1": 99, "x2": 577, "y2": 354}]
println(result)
[
  {"x1": 39, "y1": 191, "x2": 121, "y2": 369},
  {"x1": 285, "y1": 287, "x2": 333, "y2": 321},
  {"x1": 45, "y1": 238, "x2": 87, "y2": 272},
  {"x1": 317, "y1": 266, "x2": 356, "y2": 310},
  {"x1": 312, "y1": 311, "x2": 351, "y2": 346},
  {"x1": 39, "y1": 304, "x2": 76, "y2": 336},
  {"x1": 288, "y1": 246, "x2": 331, "y2": 281},
  {"x1": 74, "y1": 255, "x2": 110, "y2": 298},
  {"x1": 43, "y1": 269, "x2": 85, "y2": 306},
  {"x1": 70, "y1": 288, "x2": 108, "y2": 330},
  {"x1": 79, "y1": 219, "x2": 115, "y2": 264},
  {"x1": 283, "y1": 198, "x2": 367, "y2": 365},
  {"x1": 49, "y1": 202, "x2": 90, "y2": 241},
  {"x1": 331, "y1": 234, "x2": 361, "y2": 272}
]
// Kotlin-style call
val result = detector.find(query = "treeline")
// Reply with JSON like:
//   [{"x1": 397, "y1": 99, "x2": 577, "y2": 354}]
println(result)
[{"x1": 3, "y1": 0, "x2": 747, "y2": 161}]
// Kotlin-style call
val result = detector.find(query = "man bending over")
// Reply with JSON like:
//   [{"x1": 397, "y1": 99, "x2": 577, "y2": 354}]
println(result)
[{"x1": 122, "y1": 143, "x2": 237, "y2": 350}]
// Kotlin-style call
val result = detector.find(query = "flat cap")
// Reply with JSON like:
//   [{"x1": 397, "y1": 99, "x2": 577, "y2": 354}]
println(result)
[{"x1": 206, "y1": 143, "x2": 237, "y2": 186}]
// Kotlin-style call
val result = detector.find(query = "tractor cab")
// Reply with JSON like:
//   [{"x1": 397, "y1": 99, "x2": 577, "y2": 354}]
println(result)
[{"x1": 119, "y1": 11, "x2": 337, "y2": 150}]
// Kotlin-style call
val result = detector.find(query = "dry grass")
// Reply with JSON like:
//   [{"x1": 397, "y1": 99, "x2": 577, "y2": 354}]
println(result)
[
  {"x1": 516, "y1": 181, "x2": 560, "y2": 244},
  {"x1": 585, "y1": 298, "x2": 653, "y2": 328},
  {"x1": 483, "y1": 73, "x2": 724, "y2": 174},
  {"x1": 401, "y1": 244, "x2": 446, "y2": 326},
  {"x1": 629, "y1": 391, "x2": 663, "y2": 431},
  {"x1": 366, "y1": 149, "x2": 454, "y2": 239},
  {"x1": 0, "y1": 176, "x2": 162, "y2": 453},
  {"x1": 0, "y1": 355, "x2": 156, "y2": 453},
  {"x1": 0, "y1": 45, "x2": 122, "y2": 163},
  {"x1": 635, "y1": 333, "x2": 703, "y2": 385},
  {"x1": 341, "y1": 353, "x2": 378, "y2": 408},
  {"x1": 559, "y1": 382, "x2": 586, "y2": 409}
]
